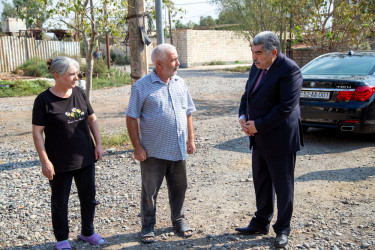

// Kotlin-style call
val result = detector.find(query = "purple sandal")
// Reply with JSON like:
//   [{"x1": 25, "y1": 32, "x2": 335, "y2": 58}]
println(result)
[
  {"x1": 55, "y1": 240, "x2": 71, "y2": 250},
  {"x1": 78, "y1": 233, "x2": 106, "y2": 245}
]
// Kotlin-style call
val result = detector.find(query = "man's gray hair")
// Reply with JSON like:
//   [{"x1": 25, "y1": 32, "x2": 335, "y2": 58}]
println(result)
[
  {"x1": 252, "y1": 31, "x2": 281, "y2": 55},
  {"x1": 151, "y1": 43, "x2": 177, "y2": 65},
  {"x1": 48, "y1": 56, "x2": 79, "y2": 77}
]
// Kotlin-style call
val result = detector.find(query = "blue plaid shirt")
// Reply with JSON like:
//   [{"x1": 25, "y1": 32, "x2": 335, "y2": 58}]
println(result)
[{"x1": 126, "y1": 70, "x2": 196, "y2": 161}]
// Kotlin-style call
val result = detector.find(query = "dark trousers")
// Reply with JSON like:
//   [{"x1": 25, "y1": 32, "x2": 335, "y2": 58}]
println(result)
[
  {"x1": 49, "y1": 164, "x2": 96, "y2": 241},
  {"x1": 250, "y1": 149, "x2": 296, "y2": 236},
  {"x1": 140, "y1": 157, "x2": 187, "y2": 233}
]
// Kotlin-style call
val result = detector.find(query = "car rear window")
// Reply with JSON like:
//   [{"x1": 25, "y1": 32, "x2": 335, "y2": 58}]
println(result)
[{"x1": 301, "y1": 54, "x2": 375, "y2": 75}]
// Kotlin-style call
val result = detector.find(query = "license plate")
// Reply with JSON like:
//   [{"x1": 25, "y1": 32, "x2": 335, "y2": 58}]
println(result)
[{"x1": 300, "y1": 91, "x2": 330, "y2": 100}]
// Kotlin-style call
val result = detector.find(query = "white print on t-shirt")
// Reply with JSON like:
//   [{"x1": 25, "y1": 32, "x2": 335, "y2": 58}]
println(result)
[
  {"x1": 67, "y1": 117, "x2": 84, "y2": 124},
  {"x1": 65, "y1": 107, "x2": 85, "y2": 124}
]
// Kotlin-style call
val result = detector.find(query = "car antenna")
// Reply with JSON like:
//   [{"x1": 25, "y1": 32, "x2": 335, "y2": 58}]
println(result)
[{"x1": 348, "y1": 50, "x2": 354, "y2": 56}]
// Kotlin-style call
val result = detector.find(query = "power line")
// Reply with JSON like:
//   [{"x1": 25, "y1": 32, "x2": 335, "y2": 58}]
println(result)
[{"x1": 175, "y1": 1, "x2": 210, "y2": 6}]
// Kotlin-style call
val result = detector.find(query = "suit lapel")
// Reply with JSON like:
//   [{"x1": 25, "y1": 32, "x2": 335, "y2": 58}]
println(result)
[{"x1": 249, "y1": 53, "x2": 285, "y2": 95}]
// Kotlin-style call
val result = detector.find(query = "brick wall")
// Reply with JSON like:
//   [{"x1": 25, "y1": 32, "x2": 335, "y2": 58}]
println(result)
[
  {"x1": 290, "y1": 47, "x2": 325, "y2": 68},
  {"x1": 146, "y1": 29, "x2": 253, "y2": 68}
]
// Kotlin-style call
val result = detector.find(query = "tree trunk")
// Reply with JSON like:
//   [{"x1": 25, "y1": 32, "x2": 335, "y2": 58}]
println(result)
[{"x1": 128, "y1": 0, "x2": 147, "y2": 85}]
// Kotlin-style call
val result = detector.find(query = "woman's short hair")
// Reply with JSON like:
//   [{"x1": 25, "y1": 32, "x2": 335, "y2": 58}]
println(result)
[
  {"x1": 252, "y1": 31, "x2": 281, "y2": 55},
  {"x1": 47, "y1": 56, "x2": 79, "y2": 78},
  {"x1": 151, "y1": 43, "x2": 177, "y2": 65}
]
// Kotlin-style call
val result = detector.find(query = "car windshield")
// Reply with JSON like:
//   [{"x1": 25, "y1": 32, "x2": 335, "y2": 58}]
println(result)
[{"x1": 301, "y1": 54, "x2": 375, "y2": 75}]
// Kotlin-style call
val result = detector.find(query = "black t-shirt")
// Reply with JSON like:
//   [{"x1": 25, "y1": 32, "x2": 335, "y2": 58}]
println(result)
[{"x1": 32, "y1": 87, "x2": 96, "y2": 173}]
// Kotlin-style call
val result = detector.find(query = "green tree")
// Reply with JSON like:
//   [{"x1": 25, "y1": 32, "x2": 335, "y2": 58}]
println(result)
[
  {"x1": 1, "y1": 1, "x2": 17, "y2": 18},
  {"x1": 11, "y1": 0, "x2": 51, "y2": 28},
  {"x1": 295, "y1": 0, "x2": 375, "y2": 51},
  {"x1": 212, "y1": 0, "x2": 287, "y2": 44},
  {"x1": 21, "y1": 0, "x2": 128, "y2": 100},
  {"x1": 199, "y1": 15, "x2": 216, "y2": 27},
  {"x1": 213, "y1": 0, "x2": 375, "y2": 52}
]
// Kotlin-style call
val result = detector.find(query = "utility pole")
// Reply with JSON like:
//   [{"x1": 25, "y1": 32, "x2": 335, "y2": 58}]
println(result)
[
  {"x1": 155, "y1": 0, "x2": 164, "y2": 44},
  {"x1": 168, "y1": 11, "x2": 173, "y2": 45},
  {"x1": 105, "y1": 3, "x2": 111, "y2": 69},
  {"x1": 128, "y1": 0, "x2": 147, "y2": 84}
]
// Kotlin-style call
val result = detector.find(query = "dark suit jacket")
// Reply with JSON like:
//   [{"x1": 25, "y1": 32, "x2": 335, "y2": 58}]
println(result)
[{"x1": 239, "y1": 52, "x2": 303, "y2": 156}]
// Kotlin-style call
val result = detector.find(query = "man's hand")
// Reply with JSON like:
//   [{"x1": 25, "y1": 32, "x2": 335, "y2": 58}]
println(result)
[
  {"x1": 187, "y1": 138, "x2": 196, "y2": 154},
  {"x1": 239, "y1": 118, "x2": 248, "y2": 134},
  {"x1": 239, "y1": 118, "x2": 257, "y2": 136},
  {"x1": 134, "y1": 145, "x2": 147, "y2": 161}
]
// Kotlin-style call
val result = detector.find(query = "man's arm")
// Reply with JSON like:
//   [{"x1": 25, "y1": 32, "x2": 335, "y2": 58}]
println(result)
[
  {"x1": 186, "y1": 114, "x2": 196, "y2": 154},
  {"x1": 126, "y1": 116, "x2": 147, "y2": 161}
]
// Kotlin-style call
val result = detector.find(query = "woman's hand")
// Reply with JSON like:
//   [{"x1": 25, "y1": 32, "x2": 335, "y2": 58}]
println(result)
[
  {"x1": 42, "y1": 159, "x2": 55, "y2": 180},
  {"x1": 95, "y1": 144, "x2": 104, "y2": 161}
]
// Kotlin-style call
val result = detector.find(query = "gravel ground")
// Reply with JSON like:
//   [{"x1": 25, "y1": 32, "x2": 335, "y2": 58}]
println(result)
[{"x1": 1, "y1": 67, "x2": 375, "y2": 249}]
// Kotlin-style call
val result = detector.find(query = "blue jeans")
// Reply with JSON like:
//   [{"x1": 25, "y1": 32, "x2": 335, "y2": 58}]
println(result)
[{"x1": 140, "y1": 157, "x2": 187, "y2": 234}]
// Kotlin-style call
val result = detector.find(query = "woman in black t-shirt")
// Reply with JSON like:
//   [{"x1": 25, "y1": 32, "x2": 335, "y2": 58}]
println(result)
[{"x1": 32, "y1": 56, "x2": 106, "y2": 250}]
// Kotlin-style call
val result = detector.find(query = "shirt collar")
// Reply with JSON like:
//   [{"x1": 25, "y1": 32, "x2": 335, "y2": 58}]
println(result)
[{"x1": 150, "y1": 69, "x2": 177, "y2": 85}]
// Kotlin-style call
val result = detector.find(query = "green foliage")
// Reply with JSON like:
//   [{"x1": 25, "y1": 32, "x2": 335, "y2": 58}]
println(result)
[
  {"x1": 14, "y1": 58, "x2": 51, "y2": 78},
  {"x1": 114, "y1": 54, "x2": 129, "y2": 66},
  {"x1": 213, "y1": 0, "x2": 375, "y2": 51},
  {"x1": 92, "y1": 69, "x2": 131, "y2": 89},
  {"x1": 1, "y1": 1, "x2": 16, "y2": 18},
  {"x1": 224, "y1": 66, "x2": 250, "y2": 73},
  {"x1": 80, "y1": 41, "x2": 86, "y2": 58},
  {"x1": 101, "y1": 130, "x2": 131, "y2": 148},
  {"x1": 93, "y1": 59, "x2": 108, "y2": 76},
  {"x1": 0, "y1": 79, "x2": 51, "y2": 97},
  {"x1": 206, "y1": 60, "x2": 226, "y2": 65},
  {"x1": 175, "y1": 20, "x2": 198, "y2": 29},
  {"x1": 199, "y1": 15, "x2": 216, "y2": 27},
  {"x1": 14, "y1": 0, "x2": 51, "y2": 28}
]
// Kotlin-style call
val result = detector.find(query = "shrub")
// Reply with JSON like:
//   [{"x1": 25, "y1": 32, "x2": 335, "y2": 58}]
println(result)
[
  {"x1": 92, "y1": 69, "x2": 131, "y2": 89},
  {"x1": 114, "y1": 54, "x2": 130, "y2": 65},
  {"x1": 14, "y1": 58, "x2": 50, "y2": 77}
]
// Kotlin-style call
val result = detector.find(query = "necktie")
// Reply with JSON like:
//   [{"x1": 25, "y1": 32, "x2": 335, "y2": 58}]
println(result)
[{"x1": 251, "y1": 69, "x2": 267, "y2": 94}]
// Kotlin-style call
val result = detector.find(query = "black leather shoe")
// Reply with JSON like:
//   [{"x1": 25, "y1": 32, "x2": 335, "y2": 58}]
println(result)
[
  {"x1": 275, "y1": 234, "x2": 288, "y2": 248},
  {"x1": 235, "y1": 224, "x2": 268, "y2": 235}
]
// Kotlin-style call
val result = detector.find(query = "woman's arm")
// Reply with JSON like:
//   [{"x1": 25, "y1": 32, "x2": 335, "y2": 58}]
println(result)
[
  {"x1": 87, "y1": 113, "x2": 104, "y2": 161},
  {"x1": 32, "y1": 125, "x2": 55, "y2": 180}
]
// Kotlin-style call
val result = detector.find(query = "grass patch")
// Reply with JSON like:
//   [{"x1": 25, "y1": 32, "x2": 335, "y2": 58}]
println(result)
[
  {"x1": 224, "y1": 66, "x2": 251, "y2": 73},
  {"x1": 0, "y1": 79, "x2": 52, "y2": 97},
  {"x1": 205, "y1": 60, "x2": 226, "y2": 66},
  {"x1": 101, "y1": 130, "x2": 131, "y2": 148}
]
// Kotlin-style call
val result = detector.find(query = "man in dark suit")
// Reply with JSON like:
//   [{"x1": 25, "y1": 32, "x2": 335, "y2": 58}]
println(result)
[{"x1": 236, "y1": 31, "x2": 303, "y2": 248}]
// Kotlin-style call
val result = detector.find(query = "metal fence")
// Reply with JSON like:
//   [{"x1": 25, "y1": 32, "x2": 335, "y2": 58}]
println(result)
[{"x1": 0, "y1": 36, "x2": 80, "y2": 72}]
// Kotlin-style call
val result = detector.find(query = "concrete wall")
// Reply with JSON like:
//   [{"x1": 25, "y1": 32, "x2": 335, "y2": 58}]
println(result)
[
  {"x1": 1, "y1": 18, "x2": 26, "y2": 33},
  {"x1": 146, "y1": 29, "x2": 252, "y2": 68}
]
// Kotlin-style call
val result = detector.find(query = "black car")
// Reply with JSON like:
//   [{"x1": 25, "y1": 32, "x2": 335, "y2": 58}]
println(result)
[{"x1": 300, "y1": 51, "x2": 375, "y2": 133}]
